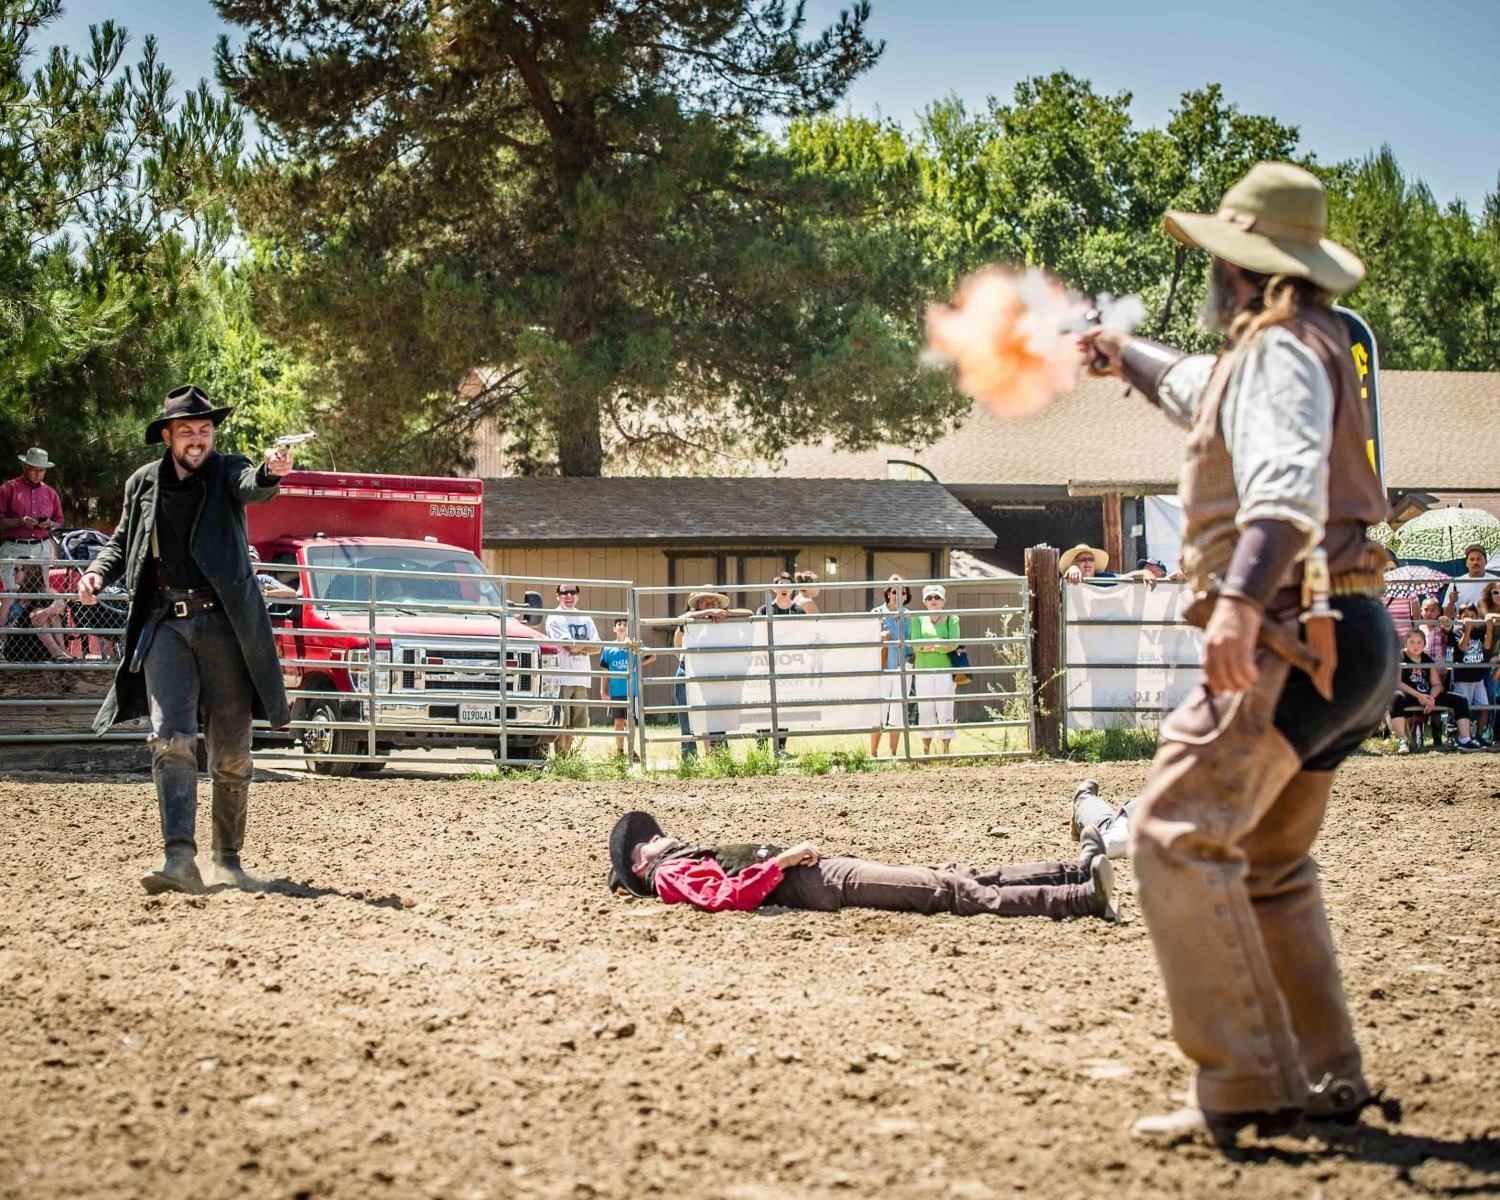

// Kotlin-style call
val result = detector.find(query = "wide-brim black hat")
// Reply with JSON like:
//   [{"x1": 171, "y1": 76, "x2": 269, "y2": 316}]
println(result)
[
  {"x1": 145, "y1": 385, "x2": 235, "y2": 446},
  {"x1": 608, "y1": 810, "x2": 665, "y2": 897}
]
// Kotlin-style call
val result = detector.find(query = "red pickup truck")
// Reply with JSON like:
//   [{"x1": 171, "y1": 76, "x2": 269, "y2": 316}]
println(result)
[{"x1": 248, "y1": 471, "x2": 559, "y2": 773}]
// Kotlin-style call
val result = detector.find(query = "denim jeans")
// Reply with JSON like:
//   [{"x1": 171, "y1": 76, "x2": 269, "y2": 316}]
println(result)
[
  {"x1": 143, "y1": 608, "x2": 255, "y2": 788},
  {"x1": 674, "y1": 675, "x2": 696, "y2": 757}
]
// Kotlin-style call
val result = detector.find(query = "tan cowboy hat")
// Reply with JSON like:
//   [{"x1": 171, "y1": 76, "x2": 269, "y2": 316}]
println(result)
[
  {"x1": 1163, "y1": 162, "x2": 1365, "y2": 295},
  {"x1": 687, "y1": 590, "x2": 730, "y2": 609},
  {"x1": 17, "y1": 447, "x2": 54, "y2": 469},
  {"x1": 1058, "y1": 544, "x2": 1109, "y2": 575}
]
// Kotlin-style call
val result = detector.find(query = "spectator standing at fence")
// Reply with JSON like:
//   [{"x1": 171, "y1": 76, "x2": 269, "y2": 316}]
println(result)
[
  {"x1": 674, "y1": 591, "x2": 750, "y2": 758},
  {"x1": 1450, "y1": 604, "x2": 1493, "y2": 744},
  {"x1": 1127, "y1": 557, "x2": 1186, "y2": 591},
  {"x1": 545, "y1": 582, "x2": 599, "y2": 757},
  {"x1": 755, "y1": 572, "x2": 805, "y2": 755},
  {"x1": 1080, "y1": 164, "x2": 1401, "y2": 1143},
  {"x1": 0, "y1": 448, "x2": 64, "y2": 593},
  {"x1": 601, "y1": 617, "x2": 656, "y2": 760},
  {"x1": 1442, "y1": 544, "x2": 1499, "y2": 617},
  {"x1": 1389, "y1": 627, "x2": 1484, "y2": 753},
  {"x1": 911, "y1": 584, "x2": 960, "y2": 755},
  {"x1": 77, "y1": 386, "x2": 294, "y2": 895},
  {"x1": 793, "y1": 569, "x2": 821, "y2": 614},
  {"x1": 1058, "y1": 544, "x2": 1113, "y2": 585},
  {"x1": 869, "y1": 575, "x2": 912, "y2": 758}
]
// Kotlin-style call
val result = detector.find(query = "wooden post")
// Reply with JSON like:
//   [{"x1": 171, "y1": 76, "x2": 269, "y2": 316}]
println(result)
[
  {"x1": 1101, "y1": 491, "x2": 1123, "y2": 573},
  {"x1": 1024, "y1": 545, "x2": 1063, "y2": 757}
]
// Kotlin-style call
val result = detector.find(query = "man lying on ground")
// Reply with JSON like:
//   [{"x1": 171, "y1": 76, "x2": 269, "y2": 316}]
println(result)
[
  {"x1": 607, "y1": 810, "x2": 1118, "y2": 921},
  {"x1": 1071, "y1": 779, "x2": 1136, "y2": 861}
]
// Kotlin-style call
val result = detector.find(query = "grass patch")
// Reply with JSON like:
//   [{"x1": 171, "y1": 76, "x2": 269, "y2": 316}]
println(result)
[{"x1": 1065, "y1": 725, "x2": 1159, "y2": 762}]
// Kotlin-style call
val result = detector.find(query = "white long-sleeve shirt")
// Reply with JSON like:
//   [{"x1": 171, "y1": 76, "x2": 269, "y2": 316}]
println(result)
[{"x1": 1156, "y1": 326, "x2": 1332, "y2": 550}]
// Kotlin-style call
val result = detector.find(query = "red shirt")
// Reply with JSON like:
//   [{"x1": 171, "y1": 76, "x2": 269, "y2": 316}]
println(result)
[
  {"x1": 652, "y1": 855, "x2": 785, "y2": 912},
  {"x1": 0, "y1": 476, "x2": 63, "y2": 540}
]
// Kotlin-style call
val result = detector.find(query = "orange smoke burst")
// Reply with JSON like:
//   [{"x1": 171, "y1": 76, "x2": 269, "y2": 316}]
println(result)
[{"x1": 924, "y1": 268, "x2": 1085, "y2": 417}]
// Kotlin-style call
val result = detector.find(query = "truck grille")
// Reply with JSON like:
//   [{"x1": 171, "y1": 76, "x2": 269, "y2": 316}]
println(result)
[{"x1": 398, "y1": 646, "x2": 533, "y2": 694}]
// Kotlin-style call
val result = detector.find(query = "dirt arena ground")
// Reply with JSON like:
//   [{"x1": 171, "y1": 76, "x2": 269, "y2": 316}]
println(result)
[{"x1": 1, "y1": 756, "x2": 1496, "y2": 1200}]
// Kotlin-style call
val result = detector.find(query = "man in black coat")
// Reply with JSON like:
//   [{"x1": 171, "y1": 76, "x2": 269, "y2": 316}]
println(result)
[{"x1": 78, "y1": 386, "x2": 295, "y2": 894}]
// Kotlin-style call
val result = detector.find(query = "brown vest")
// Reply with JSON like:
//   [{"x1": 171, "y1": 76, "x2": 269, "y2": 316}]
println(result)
[{"x1": 1180, "y1": 306, "x2": 1388, "y2": 594}]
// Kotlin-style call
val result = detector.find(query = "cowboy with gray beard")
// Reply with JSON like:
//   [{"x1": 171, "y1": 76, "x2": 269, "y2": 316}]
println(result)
[
  {"x1": 78, "y1": 387, "x2": 295, "y2": 895},
  {"x1": 1082, "y1": 163, "x2": 1396, "y2": 1147}
]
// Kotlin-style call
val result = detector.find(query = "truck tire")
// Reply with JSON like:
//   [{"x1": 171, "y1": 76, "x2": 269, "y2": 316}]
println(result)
[{"x1": 300, "y1": 693, "x2": 361, "y2": 778}]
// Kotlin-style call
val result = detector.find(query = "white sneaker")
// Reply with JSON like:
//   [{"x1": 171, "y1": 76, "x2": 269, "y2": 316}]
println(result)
[{"x1": 1395, "y1": 739, "x2": 1410, "y2": 754}]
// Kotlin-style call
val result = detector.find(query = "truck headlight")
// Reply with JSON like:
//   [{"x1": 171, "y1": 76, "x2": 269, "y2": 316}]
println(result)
[
  {"x1": 348, "y1": 648, "x2": 393, "y2": 692},
  {"x1": 539, "y1": 651, "x2": 561, "y2": 699}
]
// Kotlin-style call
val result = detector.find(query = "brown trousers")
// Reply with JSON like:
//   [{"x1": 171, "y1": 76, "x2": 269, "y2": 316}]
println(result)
[
  {"x1": 1133, "y1": 650, "x2": 1361, "y2": 1113},
  {"x1": 769, "y1": 856, "x2": 1093, "y2": 919}
]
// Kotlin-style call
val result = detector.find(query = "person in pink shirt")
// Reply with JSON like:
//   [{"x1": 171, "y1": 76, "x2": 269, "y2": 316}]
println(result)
[
  {"x1": 607, "y1": 810, "x2": 1118, "y2": 921},
  {"x1": 0, "y1": 447, "x2": 64, "y2": 592}
]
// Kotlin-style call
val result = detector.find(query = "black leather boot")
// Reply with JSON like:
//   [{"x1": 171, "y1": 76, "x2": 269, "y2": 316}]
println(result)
[
  {"x1": 142, "y1": 733, "x2": 204, "y2": 895},
  {"x1": 210, "y1": 782, "x2": 250, "y2": 885}
]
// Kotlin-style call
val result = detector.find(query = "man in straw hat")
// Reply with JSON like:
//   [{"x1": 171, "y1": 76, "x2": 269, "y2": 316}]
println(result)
[
  {"x1": 1081, "y1": 163, "x2": 1397, "y2": 1146},
  {"x1": 76, "y1": 386, "x2": 297, "y2": 895},
  {"x1": 0, "y1": 447, "x2": 64, "y2": 593}
]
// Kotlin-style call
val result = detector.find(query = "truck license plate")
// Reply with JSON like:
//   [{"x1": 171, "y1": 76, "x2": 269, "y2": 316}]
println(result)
[{"x1": 458, "y1": 703, "x2": 495, "y2": 724}]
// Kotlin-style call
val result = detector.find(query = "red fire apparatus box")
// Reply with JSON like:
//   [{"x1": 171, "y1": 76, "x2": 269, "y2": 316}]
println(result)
[{"x1": 247, "y1": 471, "x2": 484, "y2": 554}]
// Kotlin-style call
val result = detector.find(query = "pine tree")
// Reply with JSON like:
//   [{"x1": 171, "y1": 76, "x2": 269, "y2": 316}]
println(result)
[{"x1": 217, "y1": 0, "x2": 963, "y2": 476}]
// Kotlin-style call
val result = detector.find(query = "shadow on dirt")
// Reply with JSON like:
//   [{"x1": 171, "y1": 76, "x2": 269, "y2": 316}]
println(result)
[
  {"x1": 1229, "y1": 1124, "x2": 1500, "y2": 1193},
  {"x1": 205, "y1": 877, "x2": 407, "y2": 909}
]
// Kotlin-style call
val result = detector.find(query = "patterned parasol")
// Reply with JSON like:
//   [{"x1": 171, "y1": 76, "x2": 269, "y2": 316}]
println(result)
[
  {"x1": 1366, "y1": 521, "x2": 1399, "y2": 549},
  {"x1": 1393, "y1": 508, "x2": 1500, "y2": 562},
  {"x1": 1383, "y1": 564, "x2": 1450, "y2": 601}
]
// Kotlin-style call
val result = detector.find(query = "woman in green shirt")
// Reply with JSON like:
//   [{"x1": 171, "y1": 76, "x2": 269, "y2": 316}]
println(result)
[{"x1": 912, "y1": 584, "x2": 961, "y2": 754}]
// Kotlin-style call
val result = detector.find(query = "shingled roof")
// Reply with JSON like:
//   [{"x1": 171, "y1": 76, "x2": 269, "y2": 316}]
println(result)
[
  {"x1": 769, "y1": 371, "x2": 1500, "y2": 493},
  {"x1": 480, "y1": 477, "x2": 997, "y2": 548}
]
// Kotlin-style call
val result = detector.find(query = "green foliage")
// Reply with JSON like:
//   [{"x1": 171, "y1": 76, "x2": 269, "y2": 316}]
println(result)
[
  {"x1": 0, "y1": 1, "x2": 243, "y2": 506},
  {"x1": 1324, "y1": 147, "x2": 1500, "y2": 370},
  {"x1": 910, "y1": 76, "x2": 1302, "y2": 352},
  {"x1": 176, "y1": 267, "x2": 321, "y2": 461},
  {"x1": 1066, "y1": 725, "x2": 1159, "y2": 762},
  {"x1": 799, "y1": 749, "x2": 833, "y2": 776},
  {"x1": 216, "y1": 0, "x2": 966, "y2": 476}
]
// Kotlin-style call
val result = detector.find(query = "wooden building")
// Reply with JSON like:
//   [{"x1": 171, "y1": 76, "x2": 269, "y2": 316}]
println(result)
[{"x1": 479, "y1": 476, "x2": 999, "y2": 716}]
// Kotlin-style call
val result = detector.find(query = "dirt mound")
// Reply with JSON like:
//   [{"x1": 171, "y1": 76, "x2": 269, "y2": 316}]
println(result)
[{"x1": 1, "y1": 756, "x2": 1495, "y2": 1198}]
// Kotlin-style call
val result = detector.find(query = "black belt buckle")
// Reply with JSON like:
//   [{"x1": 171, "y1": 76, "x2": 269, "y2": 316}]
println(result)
[{"x1": 172, "y1": 600, "x2": 189, "y2": 618}]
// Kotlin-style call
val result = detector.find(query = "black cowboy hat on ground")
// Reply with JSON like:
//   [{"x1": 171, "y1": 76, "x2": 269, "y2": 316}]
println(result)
[
  {"x1": 608, "y1": 810, "x2": 665, "y2": 897},
  {"x1": 145, "y1": 385, "x2": 236, "y2": 446}
]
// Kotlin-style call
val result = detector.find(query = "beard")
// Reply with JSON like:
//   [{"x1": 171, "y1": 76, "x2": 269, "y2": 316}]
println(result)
[{"x1": 1196, "y1": 260, "x2": 1242, "y2": 332}]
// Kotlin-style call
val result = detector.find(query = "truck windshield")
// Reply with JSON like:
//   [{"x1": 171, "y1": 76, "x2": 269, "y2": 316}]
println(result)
[{"x1": 304, "y1": 545, "x2": 506, "y2": 612}]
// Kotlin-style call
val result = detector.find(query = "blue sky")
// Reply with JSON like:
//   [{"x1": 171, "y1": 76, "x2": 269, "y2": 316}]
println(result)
[{"x1": 42, "y1": 0, "x2": 1499, "y2": 212}]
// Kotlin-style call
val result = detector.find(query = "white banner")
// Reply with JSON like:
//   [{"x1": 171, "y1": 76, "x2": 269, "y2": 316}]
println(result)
[
  {"x1": 683, "y1": 616, "x2": 882, "y2": 734},
  {"x1": 1063, "y1": 581, "x2": 1202, "y2": 731}
]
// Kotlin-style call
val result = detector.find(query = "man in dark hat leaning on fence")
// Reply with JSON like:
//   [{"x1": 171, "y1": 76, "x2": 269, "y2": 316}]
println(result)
[
  {"x1": 607, "y1": 810, "x2": 1118, "y2": 921},
  {"x1": 77, "y1": 386, "x2": 296, "y2": 894},
  {"x1": 1082, "y1": 163, "x2": 1398, "y2": 1145}
]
